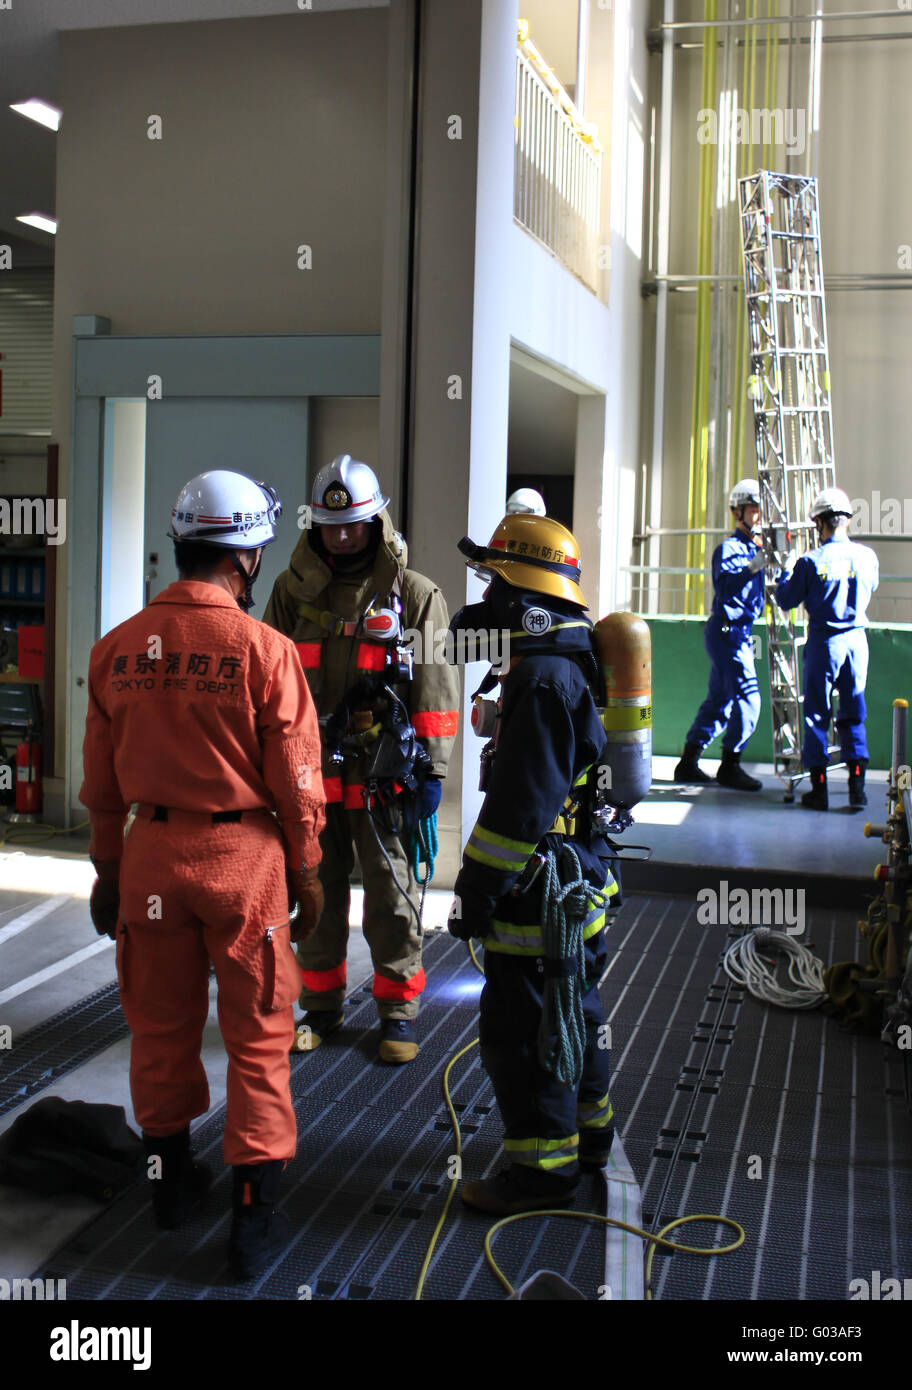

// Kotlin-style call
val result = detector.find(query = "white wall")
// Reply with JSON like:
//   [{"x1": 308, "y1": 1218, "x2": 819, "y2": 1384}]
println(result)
[
  {"x1": 646, "y1": 16, "x2": 912, "y2": 606},
  {"x1": 51, "y1": 9, "x2": 389, "y2": 777}
]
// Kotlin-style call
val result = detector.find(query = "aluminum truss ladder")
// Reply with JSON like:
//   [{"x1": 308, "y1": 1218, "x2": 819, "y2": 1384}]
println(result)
[{"x1": 738, "y1": 171, "x2": 836, "y2": 800}]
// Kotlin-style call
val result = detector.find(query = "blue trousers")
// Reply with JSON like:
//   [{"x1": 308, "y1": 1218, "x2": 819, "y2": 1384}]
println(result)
[
  {"x1": 479, "y1": 933, "x2": 614, "y2": 1196},
  {"x1": 686, "y1": 619, "x2": 761, "y2": 754},
  {"x1": 802, "y1": 629, "x2": 869, "y2": 768}
]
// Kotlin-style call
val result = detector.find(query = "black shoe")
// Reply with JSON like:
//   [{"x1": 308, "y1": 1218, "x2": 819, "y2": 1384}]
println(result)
[
  {"x1": 291, "y1": 1008, "x2": 344, "y2": 1053},
  {"x1": 461, "y1": 1169, "x2": 576, "y2": 1215},
  {"x1": 801, "y1": 767, "x2": 828, "y2": 811},
  {"x1": 228, "y1": 1161, "x2": 291, "y2": 1281},
  {"x1": 378, "y1": 1017, "x2": 418, "y2": 1064},
  {"x1": 848, "y1": 759, "x2": 868, "y2": 808},
  {"x1": 674, "y1": 742, "x2": 712, "y2": 784},
  {"x1": 142, "y1": 1129, "x2": 212, "y2": 1231},
  {"x1": 716, "y1": 750, "x2": 762, "y2": 792}
]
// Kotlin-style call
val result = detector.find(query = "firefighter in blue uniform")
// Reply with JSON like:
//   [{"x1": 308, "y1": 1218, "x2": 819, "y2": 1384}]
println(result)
[
  {"x1": 773, "y1": 487, "x2": 879, "y2": 810},
  {"x1": 447, "y1": 513, "x2": 619, "y2": 1215},
  {"x1": 674, "y1": 479, "x2": 766, "y2": 791}
]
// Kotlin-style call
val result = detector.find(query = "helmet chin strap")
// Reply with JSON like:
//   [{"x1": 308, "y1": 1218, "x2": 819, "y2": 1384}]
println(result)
[{"x1": 229, "y1": 551, "x2": 261, "y2": 611}]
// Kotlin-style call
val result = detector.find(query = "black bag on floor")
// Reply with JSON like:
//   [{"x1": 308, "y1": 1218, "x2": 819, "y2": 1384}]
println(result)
[{"x1": 0, "y1": 1097, "x2": 142, "y2": 1201}]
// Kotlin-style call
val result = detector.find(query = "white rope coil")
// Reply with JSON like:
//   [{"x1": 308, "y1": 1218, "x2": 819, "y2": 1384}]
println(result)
[{"x1": 722, "y1": 927, "x2": 827, "y2": 1009}]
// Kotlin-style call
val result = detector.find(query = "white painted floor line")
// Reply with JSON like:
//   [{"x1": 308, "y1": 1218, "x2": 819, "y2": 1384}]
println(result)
[
  {"x1": 0, "y1": 937, "x2": 114, "y2": 1006},
  {"x1": 0, "y1": 895, "x2": 73, "y2": 948}
]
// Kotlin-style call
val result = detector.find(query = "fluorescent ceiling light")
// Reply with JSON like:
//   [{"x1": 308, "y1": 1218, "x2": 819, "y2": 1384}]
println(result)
[
  {"x1": 10, "y1": 99, "x2": 62, "y2": 131},
  {"x1": 16, "y1": 213, "x2": 57, "y2": 235}
]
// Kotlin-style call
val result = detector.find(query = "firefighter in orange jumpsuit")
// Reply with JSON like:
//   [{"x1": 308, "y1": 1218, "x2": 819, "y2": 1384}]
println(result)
[{"x1": 80, "y1": 470, "x2": 326, "y2": 1281}]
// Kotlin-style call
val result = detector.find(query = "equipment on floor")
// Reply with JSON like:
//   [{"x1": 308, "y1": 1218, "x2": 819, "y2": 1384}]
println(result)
[
  {"x1": 723, "y1": 927, "x2": 826, "y2": 1009},
  {"x1": 821, "y1": 699, "x2": 911, "y2": 1061},
  {"x1": 738, "y1": 172, "x2": 839, "y2": 802},
  {"x1": 0, "y1": 1097, "x2": 142, "y2": 1201}
]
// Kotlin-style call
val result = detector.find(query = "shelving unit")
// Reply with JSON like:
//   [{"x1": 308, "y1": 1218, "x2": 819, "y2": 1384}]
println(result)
[{"x1": 0, "y1": 495, "x2": 48, "y2": 805}]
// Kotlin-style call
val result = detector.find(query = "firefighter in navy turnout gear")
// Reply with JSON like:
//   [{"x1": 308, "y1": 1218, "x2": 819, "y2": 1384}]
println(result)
[
  {"x1": 674, "y1": 479, "x2": 766, "y2": 791},
  {"x1": 447, "y1": 514, "x2": 620, "y2": 1216},
  {"x1": 264, "y1": 456, "x2": 459, "y2": 1063},
  {"x1": 773, "y1": 487, "x2": 879, "y2": 811}
]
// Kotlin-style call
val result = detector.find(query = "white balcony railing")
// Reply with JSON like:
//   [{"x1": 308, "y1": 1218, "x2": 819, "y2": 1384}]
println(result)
[{"x1": 514, "y1": 28, "x2": 602, "y2": 291}]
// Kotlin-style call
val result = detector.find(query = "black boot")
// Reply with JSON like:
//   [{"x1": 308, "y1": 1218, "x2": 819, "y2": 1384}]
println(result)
[
  {"x1": 848, "y1": 758, "x2": 868, "y2": 808},
  {"x1": 716, "y1": 749, "x2": 762, "y2": 792},
  {"x1": 674, "y1": 741, "x2": 712, "y2": 784},
  {"x1": 228, "y1": 1161, "x2": 291, "y2": 1281},
  {"x1": 142, "y1": 1129, "x2": 212, "y2": 1230},
  {"x1": 801, "y1": 767, "x2": 828, "y2": 811}
]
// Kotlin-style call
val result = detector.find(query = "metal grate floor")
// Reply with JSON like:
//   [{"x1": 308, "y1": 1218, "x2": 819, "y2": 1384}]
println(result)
[
  {"x1": 0, "y1": 981, "x2": 128, "y2": 1120},
  {"x1": 35, "y1": 893, "x2": 912, "y2": 1300}
]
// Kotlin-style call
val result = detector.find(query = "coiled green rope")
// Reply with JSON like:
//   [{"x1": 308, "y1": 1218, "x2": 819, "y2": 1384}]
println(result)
[
  {"x1": 538, "y1": 844, "x2": 611, "y2": 1086},
  {"x1": 408, "y1": 810, "x2": 438, "y2": 885}
]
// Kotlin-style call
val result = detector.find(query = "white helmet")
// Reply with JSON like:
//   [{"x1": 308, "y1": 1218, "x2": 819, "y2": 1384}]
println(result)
[
  {"x1": 809, "y1": 487, "x2": 853, "y2": 521},
  {"x1": 729, "y1": 478, "x2": 761, "y2": 509},
  {"x1": 311, "y1": 454, "x2": 388, "y2": 526},
  {"x1": 168, "y1": 470, "x2": 282, "y2": 548},
  {"x1": 506, "y1": 487, "x2": 546, "y2": 517}
]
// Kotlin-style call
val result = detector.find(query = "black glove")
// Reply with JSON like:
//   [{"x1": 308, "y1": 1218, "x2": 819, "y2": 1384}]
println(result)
[
  {"x1": 448, "y1": 875, "x2": 489, "y2": 942},
  {"x1": 89, "y1": 863, "x2": 121, "y2": 941}
]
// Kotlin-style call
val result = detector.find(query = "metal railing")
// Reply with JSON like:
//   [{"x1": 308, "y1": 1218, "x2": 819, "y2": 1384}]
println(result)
[
  {"x1": 514, "y1": 29, "x2": 602, "y2": 291},
  {"x1": 621, "y1": 564, "x2": 912, "y2": 625}
]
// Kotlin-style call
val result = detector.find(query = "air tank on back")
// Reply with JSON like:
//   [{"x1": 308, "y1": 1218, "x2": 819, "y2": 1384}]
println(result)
[{"x1": 592, "y1": 611, "x2": 652, "y2": 810}]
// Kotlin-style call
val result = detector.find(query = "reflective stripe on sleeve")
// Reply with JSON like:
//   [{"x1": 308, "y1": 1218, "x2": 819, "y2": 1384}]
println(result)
[
  {"x1": 464, "y1": 823, "x2": 537, "y2": 872},
  {"x1": 412, "y1": 710, "x2": 459, "y2": 738},
  {"x1": 577, "y1": 1091, "x2": 614, "y2": 1131}
]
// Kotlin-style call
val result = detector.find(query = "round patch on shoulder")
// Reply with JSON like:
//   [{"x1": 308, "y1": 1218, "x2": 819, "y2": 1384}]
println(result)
[{"x1": 522, "y1": 607, "x2": 552, "y2": 635}]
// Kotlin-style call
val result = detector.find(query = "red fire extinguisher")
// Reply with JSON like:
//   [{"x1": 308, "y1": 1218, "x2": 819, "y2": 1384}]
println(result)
[{"x1": 16, "y1": 727, "x2": 41, "y2": 816}]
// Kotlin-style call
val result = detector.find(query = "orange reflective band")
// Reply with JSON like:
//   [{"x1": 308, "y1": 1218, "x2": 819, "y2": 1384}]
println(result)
[
  {"x1": 323, "y1": 776, "x2": 343, "y2": 803},
  {"x1": 356, "y1": 643, "x2": 387, "y2": 672},
  {"x1": 343, "y1": 782, "x2": 367, "y2": 810},
  {"x1": 301, "y1": 963, "x2": 347, "y2": 993},
  {"x1": 295, "y1": 642, "x2": 321, "y2": 669},
  {"x1": 412, "y1": 710, "x2": 459, "y2": 738},
  {"x1": 372, "y1": 967, "x2": 426, "y2": 1002}
]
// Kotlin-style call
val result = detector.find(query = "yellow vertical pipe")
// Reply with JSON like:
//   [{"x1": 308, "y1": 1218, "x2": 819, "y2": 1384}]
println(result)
[
  {"x1": 686, "y1": 0, "x2": 718, "y2": 613},
  {"x1": 766, "y1": 0, "x2": 780, "y2": 170}
]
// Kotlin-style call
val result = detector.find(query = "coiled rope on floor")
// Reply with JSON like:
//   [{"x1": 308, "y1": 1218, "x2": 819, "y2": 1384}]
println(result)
[{"x1": 722, "y1": 926, "x2": 826, "y2": 1009}]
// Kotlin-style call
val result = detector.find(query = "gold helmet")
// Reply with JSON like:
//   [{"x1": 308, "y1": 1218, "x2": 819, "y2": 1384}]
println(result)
[{"x1": 458, "y1": 513, "x2": 587, "y2": 608}]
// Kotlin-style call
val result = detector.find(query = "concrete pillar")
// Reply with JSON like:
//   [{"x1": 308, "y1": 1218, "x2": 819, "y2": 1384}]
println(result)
[
  {"x1": 575, "y1": 0, "x2": 648, "y2": 618},
  {"x1": 407, "y1": 0, "x2": 518, "y2": 875}
]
